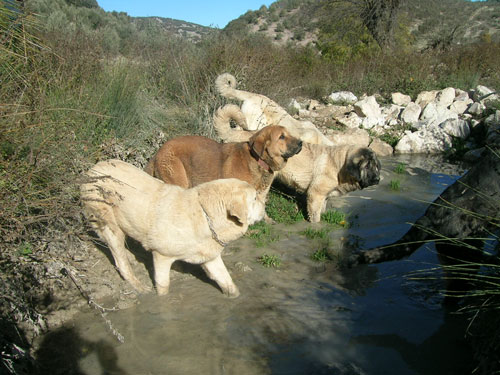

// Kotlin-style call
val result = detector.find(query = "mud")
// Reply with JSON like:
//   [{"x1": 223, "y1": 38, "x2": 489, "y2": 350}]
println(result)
[{"x1": 33, "y1": 154, "x2": 476, "y2": 374}]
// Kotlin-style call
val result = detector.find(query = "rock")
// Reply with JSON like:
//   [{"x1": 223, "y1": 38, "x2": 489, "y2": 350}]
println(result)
[
  {"x1": 307, "y1": 99, "x2": 321, "y2": 110},
  {"x1": 392, "y1": 92, "x2": 411, "y2": 106},
  {"x1": 485, "y1": 110, "x2": 500, "y2": 144},
  {"x1": 435, "y1": 87, "x2": 456, "y2": 108},
  {"x1": 473, "y1": 85, "x2": 498, "y2": 102},
  {"x1": 337, "y1": 112, "x2": 362, "y2": 129},
  {"x1": 400, "y1": 102, "x2": 422, "y2": 124},
  {"x1": 289, "y1": 98, "x2": 302, "y2": 111},
  {"x1": 485, "y1": 110, "x2": 500, "y2": 127},
  {"x1": 463, "y1": 147, "x2": 485, "y2": 162},
  {"x1": 454, "y1": 90, "x2": 470, "y2": 102},
  {"x1": 395, "y1": 124, "x2": 453, "y2": 154},
  {"x1": 439, "y1": 118, "x2": 470, "y2": 139},
  {"x1": 381, "y1": 104, "x2": 402, "y2": 122},
  {"x1": 369, "y1": 138, "x2": 393, "y2": 156},
  {"x1": 449, "y1": 99, "x2": 473, "y2": 115},
  {"x1": 329, "y1": 128, "x2": 370, "y2": 147},
  {"x1": 420, "y1": 102, "x2": 458, "y2": 124},
  {"x1": 361, "y1": 116, "x2": 385, "y2": 130},
  {"x1": 415, "y1": 90, "x2": 439, "y2": 109},
  {"x1": 354, "y1": 96, "x2": 382, "y2": 118},
  {"x1": 467, "y1": 102, "x2": 486, "y2": 116},
  {"x1": 328, "y1": 91, "x2": 358, "y2": 104}
]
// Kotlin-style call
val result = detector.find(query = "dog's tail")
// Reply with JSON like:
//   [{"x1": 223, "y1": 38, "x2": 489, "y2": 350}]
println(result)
[
  {"x1": 215, "y1": 73, "x2": 248, "y2": 101},
  {"x1": 213, "y1": 104, "x2": 254, "y2": 143}
]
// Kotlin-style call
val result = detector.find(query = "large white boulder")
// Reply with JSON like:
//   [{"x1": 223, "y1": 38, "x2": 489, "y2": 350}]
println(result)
[
  {"x1": 449, "y1": 99, "x2": 473, "y2": 115},
  {"x1": 328, "y1": 91, "x2": 358, "y2": 104},
  {"x1": 435, "y1": 87, "x2": 456, "y2": 108},
  {"x1": 400, "y1": 102, "x2": 422, "y2": 124},
  {"x1": 354, "y1": 96, "x2": 382, "y2": 119},
  {"x1": 395, "y1": 124, "x2": 453, "y2": 154},
  {"x1": 391, "y1": 92, "x2": 411, "y2": 106},
  {"x1": 473, "y1": 85, "x2": 498, "y2": 102},
  {"x1": 337, "y1": 112, "x2": 362, "y2": 129},
  {"x1": 415, "y1": 90, "x2": 439, "y2": 109},
  {"x1": 439, "y1": 118, "x2": 470, "y2": 139}
]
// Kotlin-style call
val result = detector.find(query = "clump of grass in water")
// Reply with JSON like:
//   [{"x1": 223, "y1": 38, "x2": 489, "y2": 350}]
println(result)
[
  {"x1": 390, "y1": 179, "x2": 401, "y2": 191},
  {"x1": 300, "y1": 227, "x2": 330, "y2": 240},
  {"x1": 247, "y1": 221, "x2": 280, "y2": 247},
  {"x1": 311, "y1": 247, "x2": 333, "y2": 262},
  {"x1": 321, "y1": 210, "x2": 347, "y2": 227},
  {"x1": 265, "y1": 190, "x2": 304, "y2": 224},
  {"x1": 394, "y1": 163, "x2": 406, "y2": 174},
  {"x1": 258, "y1": 254, "x2": 281, "y2": 268}
]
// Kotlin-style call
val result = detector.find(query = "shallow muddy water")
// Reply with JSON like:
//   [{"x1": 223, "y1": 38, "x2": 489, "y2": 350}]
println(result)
[{"x1": 36, "y1": 154, "x2": 475, "y2": 375}]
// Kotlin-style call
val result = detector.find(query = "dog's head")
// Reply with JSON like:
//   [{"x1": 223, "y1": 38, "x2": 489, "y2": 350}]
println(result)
[
  {"x1": 248, "y1": 125, "x2": 302, "y2": 172},
  {"x1": 197, "y1": 179, "x2": 265, "y2": 242},
  {"x1": 345, "y1": 148, "x2": 381, "y2": 189}
]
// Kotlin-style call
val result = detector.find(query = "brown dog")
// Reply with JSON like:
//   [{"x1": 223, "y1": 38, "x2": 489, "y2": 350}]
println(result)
[{"x1": 145, "y1": 125, "x2": 303, "y2": 203}]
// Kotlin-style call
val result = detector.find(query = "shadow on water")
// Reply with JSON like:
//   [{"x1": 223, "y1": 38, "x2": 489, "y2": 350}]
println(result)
[
  {"x1": 35, "y1": 154, "x2": 477, "y2": 374},
  {"x1": 35, "y1": 326, "x2": 128, "y2": 375}
]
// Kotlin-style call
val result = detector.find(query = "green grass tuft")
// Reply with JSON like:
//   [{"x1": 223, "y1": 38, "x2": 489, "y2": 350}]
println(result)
[
  {"x1": 394, "y1": 163, "x2": 406, "y2": 174},
  {"x1": 311, "y1": 247, "x2": 333, "y2": 262},
  {"x1": 247, "y1": 221, "x2": 280, "y2": 247},
  {"x1": 321, "y1": 210, "x2": 347, "y2": 227},
  {"x1": 265, "y1": 190, "x2": 304, "y2": 224},
  {"x1": 390, "y1": 179, "x2": 401, "y2": 191},
  {"x1": 258, "y1": 254, "x2": 282, "y2": 268}
]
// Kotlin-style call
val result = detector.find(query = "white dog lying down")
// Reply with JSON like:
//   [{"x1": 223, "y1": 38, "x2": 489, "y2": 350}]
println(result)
[
  {"x1": 80, "y1": 160, "x2": 265, "y2": 297},
  {"x1": 215, "y1": 73, "x2": 333, "y2": 146},
  {"x1": 213, "y1": 105, "x2": 381, "y2": 222}
]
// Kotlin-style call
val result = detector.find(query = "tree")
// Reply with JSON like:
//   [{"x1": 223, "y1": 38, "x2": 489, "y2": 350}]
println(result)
[{"x1": 327, "y1": 0, "x2": 402, "y2": 48}]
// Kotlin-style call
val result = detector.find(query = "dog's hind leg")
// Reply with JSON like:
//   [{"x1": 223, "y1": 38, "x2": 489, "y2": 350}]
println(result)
[
  {"x1": 151, "y1": 252, "x2": 175, "y2": 296},
  {"x1": 98, "y1": 224, "x2": 151, "y2": 293},
  {"x1": 201, "y1": 254, "x2": 240, "y2": 298}
]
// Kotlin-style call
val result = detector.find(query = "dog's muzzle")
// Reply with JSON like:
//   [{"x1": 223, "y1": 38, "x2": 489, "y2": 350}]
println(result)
[{"x1": 283, "y1": 140, "x2": 303, "y2": 160}]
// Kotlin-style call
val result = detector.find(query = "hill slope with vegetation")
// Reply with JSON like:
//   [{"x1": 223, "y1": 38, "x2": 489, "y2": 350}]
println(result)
[{"x1": 225, "y1": 0, "x2": 500, "y2": 51}]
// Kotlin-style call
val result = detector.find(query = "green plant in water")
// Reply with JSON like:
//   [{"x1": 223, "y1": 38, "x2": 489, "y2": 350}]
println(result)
[
  {"x1": 394, "y1": 163, "x2": 406, "y2": 174},
  {"x1": 311, "y1": 247, "x2": 333, "y2": 262},
  {"x1": 301, "y1": 227, "x2": 330, "y2": 240},
  {"x1": 390, "y1": 179, "x2": 401, "y2": 191},
  {"x1": 247, "y1": 221, "x2": 280, "y2": 247},
  {"x1": 258, "y1": 254, "x2": 281, "y2": 268},
  {"x1": 265, "y1": 190, "x2": 304, "y2": 224},
  {"x1": 321, "y1": 210, "x2": 347, "y2": 227}
]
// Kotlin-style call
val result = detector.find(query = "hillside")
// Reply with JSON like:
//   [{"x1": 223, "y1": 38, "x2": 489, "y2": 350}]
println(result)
[
  {"x1": 224, "y1": 0, "x2": 500, "y2": 50},
  {"x1": 133, "y1": 16, "x2": 215, "y2": 44}
]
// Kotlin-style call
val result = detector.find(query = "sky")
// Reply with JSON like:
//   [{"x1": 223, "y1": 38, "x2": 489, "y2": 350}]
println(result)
[{"x1": 97, "y1": 1, "x2": 275, "y2": 28}]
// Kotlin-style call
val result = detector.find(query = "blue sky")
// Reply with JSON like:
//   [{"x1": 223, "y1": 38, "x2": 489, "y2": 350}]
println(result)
[{"x1": 97, "y1": 1, "x2": 275, "y2": 28}]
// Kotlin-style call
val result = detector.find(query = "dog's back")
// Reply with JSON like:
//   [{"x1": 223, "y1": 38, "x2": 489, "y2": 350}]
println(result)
[{"x1": 145, "y1": 135, "x2": 243, "y2": 188}]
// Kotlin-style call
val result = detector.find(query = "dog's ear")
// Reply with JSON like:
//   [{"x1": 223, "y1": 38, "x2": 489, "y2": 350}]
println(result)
[
  {"x1": 249, "y1": 130, "x2": 269, "y2": 158},
  {"x1": 227, "y1": 196, "x2": 248, "y2": 226},
  {"x1": 346, "y1": 153, "x2": 363, "y2": 180}
]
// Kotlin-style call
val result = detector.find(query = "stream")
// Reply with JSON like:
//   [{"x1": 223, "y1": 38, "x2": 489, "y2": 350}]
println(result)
[{"x1": 35, "y1": 154, "x2": 475, "y2": 375}]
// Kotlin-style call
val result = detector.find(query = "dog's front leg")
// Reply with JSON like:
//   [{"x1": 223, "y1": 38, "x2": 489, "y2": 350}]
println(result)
[
  {"x1": 307, "y1": 191, "x2": 327, "y2": 223},
  {"x1": 152, "y1": 252, "x2": 175, "y2": 296},
  {"x1": 201, "y1": 254, "x2": 240, "y2": 298}
]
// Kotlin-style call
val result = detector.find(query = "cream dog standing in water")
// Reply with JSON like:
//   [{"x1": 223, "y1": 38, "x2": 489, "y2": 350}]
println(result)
[
  {"x1": 81, "y1": 160, "x2": 265, "y2": 297},
  {"x1": 215, "y1": 73, "x2": 334, "y2": 146}
]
